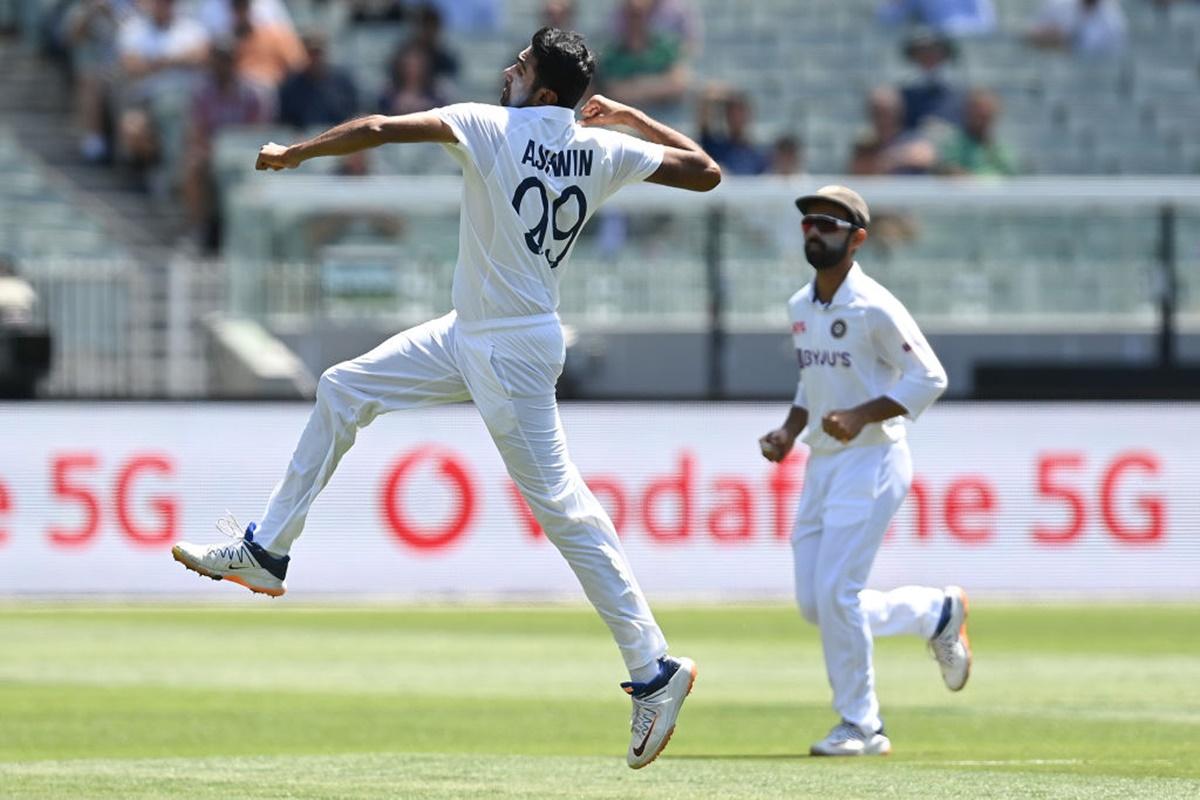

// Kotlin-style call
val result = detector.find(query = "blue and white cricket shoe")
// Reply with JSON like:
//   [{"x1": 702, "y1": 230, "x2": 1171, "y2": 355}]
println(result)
[
  {"x1": 810, "y1": 720, "x2": 892, "y2": 757},
  {"x1": 171, "y1": 514, "x2": 289, "y2": 597},
  {"x1": 929, "y1": 585, "x2": 972, "y2": 691},
  {"x1": 620, "y1": 655, "x2": 697, "y2": 769}
]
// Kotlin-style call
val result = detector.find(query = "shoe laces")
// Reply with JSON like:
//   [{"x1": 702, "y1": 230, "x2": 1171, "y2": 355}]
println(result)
[
  {"x1": 214, "y1": 511, "x2": 252, "y2": 562},
  {"x1": 630, "y1": 696, "x2": 658, "y2": 736},
  {"x1": 928, "y1": 631, "x2": 960, "y2": 664}
]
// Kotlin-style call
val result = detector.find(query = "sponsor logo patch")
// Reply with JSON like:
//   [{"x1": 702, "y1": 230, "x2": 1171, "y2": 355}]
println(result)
[{"x1": 797, "y1": 349, "x2": 853, "y2": 369}]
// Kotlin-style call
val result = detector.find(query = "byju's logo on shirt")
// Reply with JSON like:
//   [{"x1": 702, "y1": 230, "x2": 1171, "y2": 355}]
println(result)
[{"x1": 797, "y1": 348, "x2": 852, "y2": 369}]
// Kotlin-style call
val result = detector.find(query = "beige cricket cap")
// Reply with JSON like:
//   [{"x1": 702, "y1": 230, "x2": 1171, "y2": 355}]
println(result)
[{"x1": 795, "y1": 185, "x2": 870, "y2": 228}]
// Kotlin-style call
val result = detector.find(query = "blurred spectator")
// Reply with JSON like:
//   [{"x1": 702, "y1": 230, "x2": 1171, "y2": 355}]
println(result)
[
  {"x1": 64, "y1": 0, "x2": 136, "y2": 162},
  {"x1": 849, "y1": 86, "x2": 937, "y2": 175},
  {"x1": 0, "y1": 255, "x2": 50, "y2": 400},
  {"x1": 877, "y1": 0, "x2": 997, "y2": 37},
  {"x1": 1026, "y1": 0, "x2": 1128, "y2": 57},
  {"x1": 378, "y1": 43, "x2": 450, "y2": 115},
  {"x1": 899, "y1": 27, "x2": 965, "y2": 130},
  {"x1": 184, "y1": 42, "x2": 267, "y2": 250},
  {"x1": 424, "y1": 0, "x2": 504, "y2": 34},
  {"x1": 116, "y1": 0, "x2": 209, "y2": 170},
  {"x1": 541, "y1": 0, "x2": 575, "y2": 29},
  {"x1": 347, "y1": 0, "x2": 405, "y2": 24},
  {"x1": 609, "y1": 0, "x2": 702, "y2": 56},
  {"x1": 196, "y1": 0, "x2": 291, "y2": 39},
  {"x1": 337, "y1": 151, "x2": 371, "y2": 177},
  {"x1": 229, "y1": 0, "x2": 307, "y2": 96},
  {"x1": 0, "y1": 255, "x2": 36, "y2": 326},
  {"x1": 602, "y1": 0, "x2": 690, "y2": 109},
  {"x1": 937, "y1": 88, "x2": 1015, "y2": 176},
  {"x1": 406, "y1": 3, "x2": 459, "y2": 82},
  {"x1": 696, "y1": 85, "x2": 767, "y2": 175},
  {"x1": 278, "y1": 32, "x2": 358, "y2": 129},
  {"x1": 305, "y1": 158, "x2": 407, "y2": 252},
  {"x1": 768, "y1": 134, "x2": 806, "y2": 176}
]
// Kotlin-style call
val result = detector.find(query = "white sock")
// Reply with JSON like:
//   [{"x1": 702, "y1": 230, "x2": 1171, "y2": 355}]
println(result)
[{"x1": 630, "y1": 660, "x2": 660, "y2": 684}]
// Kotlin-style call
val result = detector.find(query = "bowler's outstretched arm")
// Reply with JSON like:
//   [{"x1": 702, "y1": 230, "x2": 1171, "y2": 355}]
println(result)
[{"x1": 255, "y1": 112, "x2": 459, "y2": 171}]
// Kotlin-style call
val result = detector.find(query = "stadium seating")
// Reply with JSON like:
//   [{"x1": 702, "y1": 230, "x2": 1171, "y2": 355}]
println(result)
[{"x1": 0, "y1": 128, "x2": 127, "y2": 261}]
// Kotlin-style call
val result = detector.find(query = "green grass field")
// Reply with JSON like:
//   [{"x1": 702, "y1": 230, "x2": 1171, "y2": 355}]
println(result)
[{"x1": 1, "y1": 602, "x2": 1198, "y2": 799}]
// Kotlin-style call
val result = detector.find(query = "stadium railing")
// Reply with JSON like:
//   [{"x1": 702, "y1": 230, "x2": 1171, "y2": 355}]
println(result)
[{"x1": 223, "y1": 175, "x2": 1200, "y2": 339}]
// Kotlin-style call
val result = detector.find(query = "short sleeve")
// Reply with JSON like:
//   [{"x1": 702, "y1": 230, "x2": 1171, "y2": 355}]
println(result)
[
  {"x1": 432, "y1": 102, "x2": 509, "y2": 177},
  {"x1": 606, "y1": 132, "x2": 665, "y2": 198},
  {"x1": 793, "y1": 379, "x2": 808, "y2": 410}
]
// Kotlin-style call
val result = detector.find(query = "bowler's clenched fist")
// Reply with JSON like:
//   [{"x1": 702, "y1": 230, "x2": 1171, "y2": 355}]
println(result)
[{"x1": 256, "y1": 142, "x2": 300, "y2": 171}]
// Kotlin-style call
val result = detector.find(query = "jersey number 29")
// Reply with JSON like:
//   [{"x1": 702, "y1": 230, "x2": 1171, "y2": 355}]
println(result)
[{"x1": 511, "y1": 177, "x2": 587, "y2": 269}]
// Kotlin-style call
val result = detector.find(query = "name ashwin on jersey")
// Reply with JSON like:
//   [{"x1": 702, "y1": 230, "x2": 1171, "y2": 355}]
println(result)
[{"x1": 521, "y1": 139, "x2": 594, "y2": 177}]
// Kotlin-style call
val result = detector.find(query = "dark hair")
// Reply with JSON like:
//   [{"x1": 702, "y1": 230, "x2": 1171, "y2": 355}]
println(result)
[{"x1": 529, "y1": 27, "x2": 594, "y2": 109}]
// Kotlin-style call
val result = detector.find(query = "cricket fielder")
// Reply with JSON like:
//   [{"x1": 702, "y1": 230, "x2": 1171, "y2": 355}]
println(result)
[{"x1": 758, "y1": 185, "x2": 972, "y2": 756}]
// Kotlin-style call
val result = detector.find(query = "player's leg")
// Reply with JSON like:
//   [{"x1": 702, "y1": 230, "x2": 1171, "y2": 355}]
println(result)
[
  {"x1": 171, "y1": 313, "x2": 470, "y2": 594},
  {"x1": 791, "y1": 456, "x2": 832, "y2": 627},
  {"x1": 855, "y1": 442, "x2": 972, "y2": 690},
  {"x1": 809, "y1": 443, "x2": 908, "y2": 756},
  {"x1": 254, "y1": 313, "x2": 470, "y2": 555},
  {"x1": 859, "y1": 584, "x2": 946, "y2": 638},
  {"x1": 457, "y1": 321, "x2": 691, "y2": 768}
]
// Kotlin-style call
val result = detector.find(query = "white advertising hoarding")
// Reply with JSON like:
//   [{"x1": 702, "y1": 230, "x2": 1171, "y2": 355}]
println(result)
[{"x1": 0, "y1": 403, "x2": 1197, "y2": 597}]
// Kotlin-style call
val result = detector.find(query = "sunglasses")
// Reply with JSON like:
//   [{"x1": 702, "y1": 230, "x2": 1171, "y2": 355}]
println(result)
[{"x1": 801, "y1": 214, "x2": 860, "y2": 235}]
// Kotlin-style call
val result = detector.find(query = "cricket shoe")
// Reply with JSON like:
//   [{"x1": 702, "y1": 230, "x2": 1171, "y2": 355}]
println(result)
[
  {"x1": 621, "y1": 655, "x2": 697, "y2": 769},
  {"x1": 929, "y1": 585, "x2": 972, "y2": 691},
  {"x1": 171, "y1": 514, "x2": 289, "y2": 597},
  {"x1": 810, "y1": 720, "x2": 892, "y2": 757}
]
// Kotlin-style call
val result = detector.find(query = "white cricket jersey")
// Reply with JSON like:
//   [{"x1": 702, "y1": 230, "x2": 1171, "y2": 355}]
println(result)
[
  {"x1": 789, "y1": 262, "x2": 948, "y2": 454},
  {"x1": 432, "y1": 103, "x2": 665, "y2": 322}
]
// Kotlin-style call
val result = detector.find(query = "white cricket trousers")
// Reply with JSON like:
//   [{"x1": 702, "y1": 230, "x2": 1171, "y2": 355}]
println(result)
[
  {"x1": 791, "y1": 439, "x2": 945, "y2": 733},
  {"x1": 254, "y1": 310, "x2": 669, "y2": 671}
]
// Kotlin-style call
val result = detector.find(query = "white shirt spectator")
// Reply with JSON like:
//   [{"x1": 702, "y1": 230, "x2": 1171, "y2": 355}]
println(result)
[
  {"x1": 878, "y1": 0, "x2": 997, "y2": 37},
  {"x1": 1033, "y1": 0, "x2": 1128, "y2": 56},
  {"x1": 118, "y1": 11, "x2": 208, "y2": 99}
]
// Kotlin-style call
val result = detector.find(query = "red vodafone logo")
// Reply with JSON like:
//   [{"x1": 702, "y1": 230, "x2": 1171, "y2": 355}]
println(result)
[
  {"x1": 508, "y1": 450, "x2": 808, "y2": 544},
  {"x1": 379, "y1": 446, "x2": 477, "y2": 551}
]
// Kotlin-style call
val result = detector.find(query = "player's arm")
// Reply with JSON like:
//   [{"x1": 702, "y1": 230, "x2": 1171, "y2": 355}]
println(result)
[
  {"x1": 255, "y1": 112, "x2": 458, "y2": 170},
  {"x1": 821, "y1": 397, "x2": 908, "y2": 444},
  {"x1": 822, "y1": 306, "x2": 948, "y2": 443},
  {"x1": 759, "y1": 405, "x2": 808, "y2": 463},
  {"x1": 580, "y1": 94, "x2": 721, "y2": 192}
]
